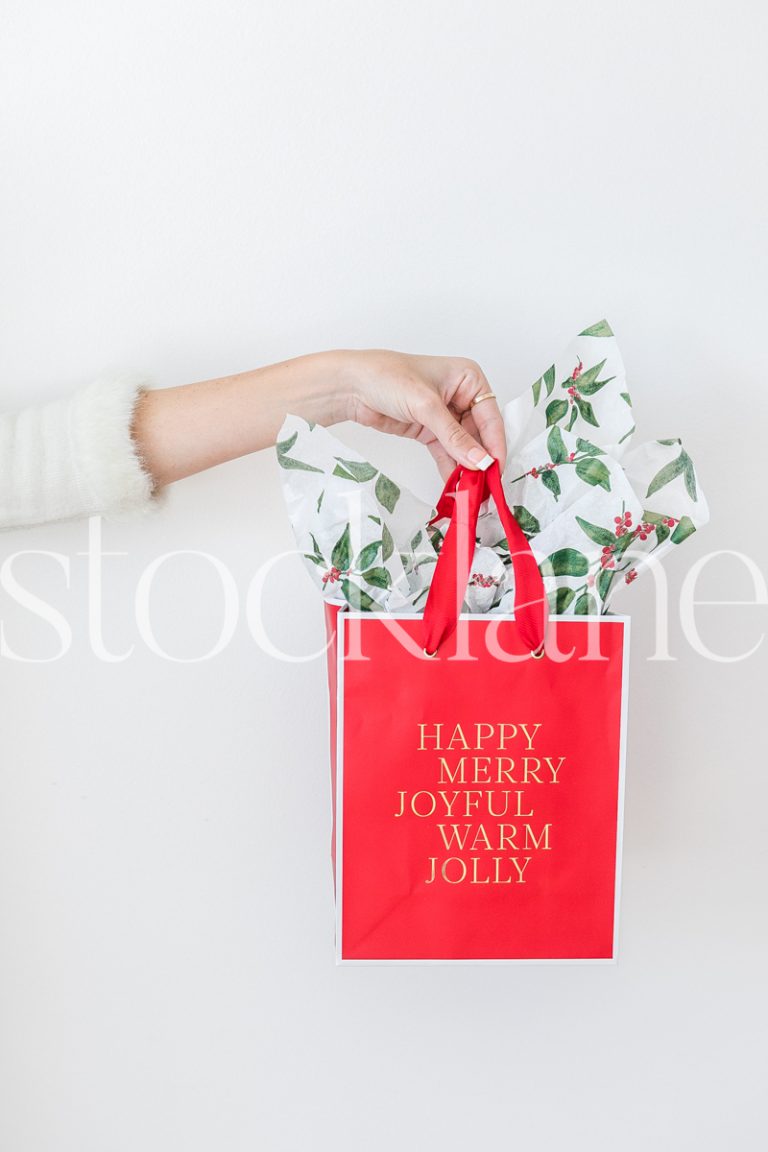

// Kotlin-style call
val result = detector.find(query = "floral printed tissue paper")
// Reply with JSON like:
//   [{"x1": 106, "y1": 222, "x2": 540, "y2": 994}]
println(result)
[{"x1": 276, "y1": 320, "x2": 709, "y2": 616}]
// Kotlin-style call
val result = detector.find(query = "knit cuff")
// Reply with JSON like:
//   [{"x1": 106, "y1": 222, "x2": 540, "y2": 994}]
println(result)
[{"x1": 68, "y1": 372, "x2": 165, "y2": 520}]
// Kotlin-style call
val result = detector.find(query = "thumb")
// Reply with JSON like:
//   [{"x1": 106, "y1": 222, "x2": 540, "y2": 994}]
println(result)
[{"x1": 418, "y1": 394, "x2": 495, "y2": 471}]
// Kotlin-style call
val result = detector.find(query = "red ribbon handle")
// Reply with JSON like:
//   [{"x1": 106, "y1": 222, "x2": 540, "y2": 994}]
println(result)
[{"x1": 421, "y1": 459, "x2": 548, "y2": 657}]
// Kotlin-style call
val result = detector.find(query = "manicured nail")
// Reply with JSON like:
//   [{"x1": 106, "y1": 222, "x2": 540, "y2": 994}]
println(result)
[{"x1": 468, "y1": 447, "x2": 494, "y2": 470}]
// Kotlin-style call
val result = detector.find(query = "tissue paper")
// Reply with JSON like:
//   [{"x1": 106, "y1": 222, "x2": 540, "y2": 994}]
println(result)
[{"x1": 277, "y1": 321, "x2": 709, "y2": 615}]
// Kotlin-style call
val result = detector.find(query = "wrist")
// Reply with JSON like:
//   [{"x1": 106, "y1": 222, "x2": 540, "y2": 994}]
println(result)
[{"x1": 302, "y1": 348, "x2": 360, "y2": 426}]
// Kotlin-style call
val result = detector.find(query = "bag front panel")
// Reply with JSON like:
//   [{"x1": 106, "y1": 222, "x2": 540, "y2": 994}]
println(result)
[{"x1": 335, "y1": 614, "x2": 629, "y2": 963}]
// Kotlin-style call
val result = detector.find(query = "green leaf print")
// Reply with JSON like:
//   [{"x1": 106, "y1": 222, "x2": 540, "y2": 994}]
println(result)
[
  {"x1": 331, "y1": 525, "x2": 351, "y2": 570},
  {"x1": 578, "y1": 319, "x2": 614, "y2": 338},
  {"x1": 540, "y1": 469, "x2": 561, "y2": 501},
  {"x1": 382, "y1": 522, "x2": 395, "y2": 561},
  {"x1": 641, "y1": 509, "x2": 670, "y2": 545},
  {"x1": 547, "y1": 426, "x2": 568, "y2": 464},
  {"x1": 513, "y1": 505, "x2": 541, "y2": 538},
  {"x1": 276, "y1": 429, "x2": 324, "y2": 472},
  {"x1": 304, "y1": 532, "x2": 325, "y2": 566},
  {"x1": 316, "y1": 490, "x2": 325, "y2": 513},
  {"x1": 575, "y1": 457, "x2": 611, "y2": 492},
  {"x1": 361, "y1": 567, "x2": 391, "y2": 589},
  {"x1": 574, "y1": 396, "x2": 599, "y2": 427},
  {"x1": 355, "y1": 540, "x2": 381, "y2": 569},
  {"x1": 277, "y1": 454, "x2": 324, "y2": 473},
  {"x1": 620, "y1": 392, "x2": 632, "y2": 407},
  {"x1": 671, "y1": 515, "x2": 696, "y2": 544},
  {"x1": 548, "y1": 587, "x2": 576, "y2": 614},
  {"x1": 576, "y1": 437, "x2": 604, "y2": 456},
  {"x1": 613, "y1": 532, "x2": 637, "y2": 559},
  {"x1": 375, "y1": 473, "x2": 401, "y2": 513},
  {"x1": 427, "y1": 524, "x2": 444, "y2": 553},
  {"x1": 574, "y1": 592, "x2": 598, "y2": 615},
  {"x1": 333, "y1": 457, "x2": 378, "y2": 482},
  {"x1": 340, "y1": 579, "x2": 377, "y2": 611},
  {"x1": 545, "y1": 398, "x2": 569, "y2": 426},
  {"x1": 597, "y1": 567, "x2": 614, "y2": 602},
  {"x1": 682, "y1": 453, "x2": 697, "y2": 501},
  {"x1": 578, "y1": 376, "x2": 615, "y2": 397},
  {"x1": 543, "y1": 365, "x2": 556, "y2": 395},
  {"x1": 646, "y1": 451, "x2": 687, "y2": 498},
  {"x1": 573, "y1": 361, "x2": 606, "y2": 389},
  {"x1": 532, "y1": 376, "x2": 542, "y2": 406},
  {"x1": 570, "y1": 359, "x2": 609, "y2": 394},
  {"x1": 576, "y1": 516, "x2": 616, "y2": 548},
  {"x1": 276, "y1": 431, "x2": 298, "y2": 455},
  {"x1": 540, "y1": 548, "x2": 589, "y2": 577}
]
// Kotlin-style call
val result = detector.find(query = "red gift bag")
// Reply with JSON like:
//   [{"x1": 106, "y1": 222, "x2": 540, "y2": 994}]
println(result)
[{"x1": 324, "y1": 462, "x2": 629, "y2": 964}]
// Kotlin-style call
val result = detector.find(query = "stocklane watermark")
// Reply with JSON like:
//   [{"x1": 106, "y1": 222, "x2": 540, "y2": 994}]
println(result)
[{"x1": 0, "y1": 517, "x2": 765, "y2": 664}]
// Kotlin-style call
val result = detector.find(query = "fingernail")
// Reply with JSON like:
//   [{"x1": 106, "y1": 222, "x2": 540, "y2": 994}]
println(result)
[{"x1": 468, "y1": 448, "x2": 494, "y2": 470}]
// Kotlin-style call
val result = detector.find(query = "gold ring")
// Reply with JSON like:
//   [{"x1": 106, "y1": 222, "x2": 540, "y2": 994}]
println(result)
[
  {"x1": 530, "y1": 645, "x2": 546, "y2": 660},
  {"x1": 471, "y1": 391, "x2": 496, "y2": 407},
  {"x1": 423, "y1": 647, "x2": 438, "y2": 658}
]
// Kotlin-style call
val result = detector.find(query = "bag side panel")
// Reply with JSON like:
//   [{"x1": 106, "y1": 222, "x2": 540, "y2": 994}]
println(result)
[{"x1": 323, "y1": 602, "x2": 342, "y2": 893}]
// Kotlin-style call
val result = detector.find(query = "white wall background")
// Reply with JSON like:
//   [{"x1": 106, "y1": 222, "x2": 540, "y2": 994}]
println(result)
[{"x1": 1, "y1": 2, "x2": 766, "y2": 1149}]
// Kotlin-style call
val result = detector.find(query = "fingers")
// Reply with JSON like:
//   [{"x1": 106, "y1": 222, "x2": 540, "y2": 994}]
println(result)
[
  {"x1": 464, "y1": 395, "x2": 506, "y2": 471},
  {"x1": 352, "y1": 402, "x2": 420, "y2": 439},
  {"x1": 413, "y1": 392, "x2": 495, "y2": 473},
  {"x1": 449, "y1": 364, "x2": 507, "y2": 471},
  {"x1": 345, "y1": 351, "x2": 506, "y2": 481},
  {"x1": 353, "y1": 399, "x2": 458, "y2": 480},
  {"x1": 424, "y1": 434, "x2": 462, "y2": 482}
]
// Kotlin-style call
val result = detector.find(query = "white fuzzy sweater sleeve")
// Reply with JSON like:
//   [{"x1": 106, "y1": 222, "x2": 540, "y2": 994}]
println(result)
[{"x1": 0, "y1": 373, "x2": 160, "y2": 530}]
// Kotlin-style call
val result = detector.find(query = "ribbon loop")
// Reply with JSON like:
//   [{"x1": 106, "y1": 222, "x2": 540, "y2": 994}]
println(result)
[{"x1": 422, "y1": 460, "x2": 548, "y2": 656}]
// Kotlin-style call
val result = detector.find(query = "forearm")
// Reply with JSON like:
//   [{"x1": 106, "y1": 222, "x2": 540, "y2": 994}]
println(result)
[
  {"x1": 0, "y1": 347, "x2": 503, "y2": 531},
  {"x1": 133, "y1": 350, "x2": 352, "y2": 488},
  {"x1": 133, "y1": 345, "x2": 506, "y2": 491}
]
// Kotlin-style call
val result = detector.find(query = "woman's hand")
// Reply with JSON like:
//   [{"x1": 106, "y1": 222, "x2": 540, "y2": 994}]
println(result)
[
  {"x1": 132, "y1": 347, "x2": 506, "y2": 488},
  {"x1": 337, "y1": 349, "x2": 506, "y2": 481}
]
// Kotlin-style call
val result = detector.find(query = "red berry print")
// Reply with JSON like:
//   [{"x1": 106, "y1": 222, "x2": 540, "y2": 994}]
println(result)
[{"x1": 469, "y1": 573, "x2": 499, "y2": 589}]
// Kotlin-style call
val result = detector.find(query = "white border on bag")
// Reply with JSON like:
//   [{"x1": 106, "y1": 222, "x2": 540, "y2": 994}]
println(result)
[{"x1": 335, "y1": 612, "x2": 631, "y2": 967}]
